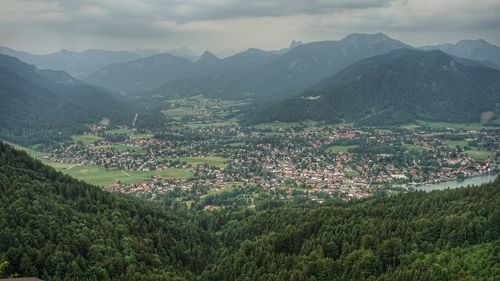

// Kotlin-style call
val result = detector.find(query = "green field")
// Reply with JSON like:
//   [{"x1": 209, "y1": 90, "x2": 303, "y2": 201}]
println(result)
[
  {"x1": 105, "y1": 127, "x2": 152, "y2": 139},
  {"x1": 170, "y1": 156, "x2": 227, "y2": 168},
  {"x1": 0, "y1": 140, "x2": 49, "y2": 158},
  {"x1": 326, "y1": 145, "x2": 359, "y2": 153},
  {"x1": 345, "y1": 169, "x2": 359, "y2": 178},
  {"x1": 71, "y1": 134, "x2": 101, "y2": 144},
  {"x1": 105, "y1": 127, "x2": 131, "y2": 135},
  {"x1": 443, "y1": 140, "x2": 469, "y2": 148},
  {"x1": 466, "y1": 150, "x2": 495, "y2": 160},
  {"x1": 163, "y1": 107, "x2": 198, "y2": 120},
  {"x1": 226, "y1": 142, "x2": 245, "y2": 147},
  {"x1": 41, "y1": 160, "x2": 75, "y2": 170},
  {"x1": 256, "y1": 121, "x2": 318, "y2": 130},
  {"x1": 183, "y1": 120, "x2": 238, "y2": 129},
  {"x1": 99, "y1": 118, "x2": 110, "y2": 126},
  {"x1": 402, "y1": 143, "x2": 431, "y2": 152},
  {"x1": 55, "y1": 165, "x2": 192, "y2": 186},
  {"x1": 415, "y1": 121, "x2": 495, "y2": 130},
  {"x1": 109, "y1": 144, "x2": 146, "y2": 154},
  {"x1": 442, "y1": 140, "x2": 495, "y2": 160}
]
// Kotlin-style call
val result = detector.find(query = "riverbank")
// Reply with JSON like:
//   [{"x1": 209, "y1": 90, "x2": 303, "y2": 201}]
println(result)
[{"x1": 414, "y1": 174, "x2": 498, "y2": 191}]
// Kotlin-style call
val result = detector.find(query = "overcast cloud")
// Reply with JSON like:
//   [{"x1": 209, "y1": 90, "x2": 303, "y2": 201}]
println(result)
[{"x1": 1, "y1": 0, "x2": 499, "y2": 56}]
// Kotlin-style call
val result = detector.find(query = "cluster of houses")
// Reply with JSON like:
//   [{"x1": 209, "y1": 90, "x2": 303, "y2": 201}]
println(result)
[{"x1": 41, "y1": 123, "x2": 499, "y2": 201}]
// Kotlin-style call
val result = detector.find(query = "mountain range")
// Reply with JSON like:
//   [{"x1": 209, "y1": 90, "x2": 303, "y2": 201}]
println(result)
[
  {"x1": 248, "y1": 49, "x2": 500, "y2": 125},
  {"x1": 422, "y1": 39, "x2": 500, "y2": 69},
  {"x1": 88, "y1": 33, "x2": 410, "y2": 100},
  {"x1": 0, "y1": 54, "x2": 131, "y2": 144},
  {"x1": 2, "y1": 33, "x2": 500, "y2": 126},
  {"x1": 0, "y1": 47, "x2": 142, "y2": 80}
]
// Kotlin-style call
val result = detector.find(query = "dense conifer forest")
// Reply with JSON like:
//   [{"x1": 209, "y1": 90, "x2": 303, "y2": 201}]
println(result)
[{"x1": 0, "y1": 141, "x2": 499, "y2": 280}]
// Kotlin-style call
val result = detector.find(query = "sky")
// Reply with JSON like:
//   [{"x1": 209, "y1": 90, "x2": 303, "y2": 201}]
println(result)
[{"x1": 1, "y1": 0, "x2": 499, "y2": 57}]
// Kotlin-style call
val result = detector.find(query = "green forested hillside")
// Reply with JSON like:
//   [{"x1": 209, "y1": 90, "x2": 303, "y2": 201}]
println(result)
[
  {"x1": 0, "y1": 141, "x2": 499, "y2": 281},
  {"x1": 249, "y1": 48, "x2": 500, "y2": 125},
  {"x1": 0, "y1": 54, "x2": 133, "y2": 145},
  {"x1": 0, "y1": 142, "x2": 213, "y2": 280},
  {"x1": 200, "y1": 185, "x2": 500, "y2": 281}
]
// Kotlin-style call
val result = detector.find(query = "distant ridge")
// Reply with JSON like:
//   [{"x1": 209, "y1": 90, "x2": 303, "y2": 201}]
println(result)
[
  {"x1": 422, "y1": 39, "x2": 500, "y2": 68},
  {"x1": 0, "y1": 54, "x2": 131, "y2": 144},
  {"x1": 248, "y1": 48, "x2": 500, "y2": 125},
  {"x1": 0, "y1": 47, "x2": 141, "y2": 79}
]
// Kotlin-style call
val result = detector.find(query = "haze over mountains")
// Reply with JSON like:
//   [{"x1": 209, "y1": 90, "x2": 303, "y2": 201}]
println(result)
[
  {"x1": 0, "y1": 54, "x2": 131, "y2": 144},
  {"x1": 0, "y1": 47, "x2": 141, "y2": 80},
  {"x1": 422, "y1": 39, "x2": 500, "y2": 68},
  {"x1": 1, "y1": 32, "x2": 500, "y2": 126},
  {"x1": 248, "y1": 49, "x2": 500, "y2": 125},
  {"x1": 86, "y1": 33, "x2": 410, "y2": 99}
]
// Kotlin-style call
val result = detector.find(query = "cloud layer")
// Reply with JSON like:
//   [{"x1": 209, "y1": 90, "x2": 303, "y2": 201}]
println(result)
[{"x1": 1, "y1": 0, "x2": 499, "y2": 55}]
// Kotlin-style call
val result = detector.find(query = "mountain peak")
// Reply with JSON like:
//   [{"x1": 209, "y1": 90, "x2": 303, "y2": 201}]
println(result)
[
  {"x1": 289, "y1": 40, "x2": 303, "y2": 48},
  {"x1": 198, "y1": 50, "x2": 219, "y2": 63},
  {"x1": 456, "y1": 38, "x2": 496, "y2": 48},
  {"x1": 342, "y1": 32, "x2": 391, "y2": 42}
]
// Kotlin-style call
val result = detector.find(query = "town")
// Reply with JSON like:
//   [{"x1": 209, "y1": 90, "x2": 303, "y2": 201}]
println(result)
[{"x1": 34, "y1": 115, "x2": 499, "y2": 206}]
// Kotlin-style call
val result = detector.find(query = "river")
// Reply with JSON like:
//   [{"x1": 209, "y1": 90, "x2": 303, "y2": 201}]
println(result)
[{"x1": 414, "y1": 174, "x2": 498, "y2": 191}]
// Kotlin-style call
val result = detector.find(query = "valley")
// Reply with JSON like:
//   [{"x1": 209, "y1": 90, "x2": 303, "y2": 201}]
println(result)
[
  {"x1": 1, "y1": 20, "x2": 500, "y2": 280},
  {"x1": 6, "y1": 96, "x2": 498, "y2": 209}
]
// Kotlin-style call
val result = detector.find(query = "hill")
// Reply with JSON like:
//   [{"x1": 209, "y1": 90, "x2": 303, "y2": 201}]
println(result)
[
  {"x1": 422, "y1": 39, "x2": 500, "y2": 69},
  {"x1": 87, "y1": 33, "x2": 409, "y2": 100},
  {"x1": 215, "y1": 33, "x2": 410, "y2": 100},
  {"x1": 248, "y1": 49, "x2": 500, "y2": 125},
  {"x1": 86, "y1": 53, "x2": 197, "y2": 94},
  {"x1": 151, "y1": 48, "x2": 278, "y2": 98},
  {"x1": 0, "y1": 48, "x2": 141, "y2": 80},
  {"x1": 0, "y1": 54, "x2": 132, "y2": 145},
  {"x1": 0, "y1": 142, "x2": 213, "y2": 280},
  {"x1": 88, "y1": 47, "x2": 278, "y2": 96},
  {"x1": 0, "y1": 141, "x2": 499, "y2": 280}
]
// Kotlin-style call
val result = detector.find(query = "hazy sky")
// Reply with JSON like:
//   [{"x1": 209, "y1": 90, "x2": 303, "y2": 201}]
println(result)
[{"x1": 1, "y1": 0, "x2": 499, "y2": 56}]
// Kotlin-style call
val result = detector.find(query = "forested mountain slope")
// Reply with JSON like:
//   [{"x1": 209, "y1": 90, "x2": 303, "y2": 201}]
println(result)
[
  {"x1": 0, "y1": 142, "x2": 498, "y2": 280},
  {"x1": 248, "y1": 49, "x2": 500, "y2": 125},
  {"x1": 0, "y1": 47, "x2": 141, "y2": 79},
  {"x1": 0, "y1": 54, "x2": 132, "y2": 145},
  {"x1": 86, "y1": 33, "x2": 408, "y2": 100},
  {"x1": 0, "y1": 142, "x2": 214, "y2": 280},
  {"x1": 422, "y1": 39, "x2": 500, "y2": 68},
  {"x1": 200, "y1": 179, "x2": 500, "y2": 281}
]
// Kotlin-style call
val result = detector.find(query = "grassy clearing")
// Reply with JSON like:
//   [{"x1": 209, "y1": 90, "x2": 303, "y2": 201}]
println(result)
[
  {"x1": 403, "y1": 144, "x2": 431, "y2": 152},
  {"x1": 154, "y1": 168, "x2": 194, "y2": 178},
  {"x1": 345, "y1": 169, "x2": 359, "y2": 178},
  {"x1": 226, "y1": 142, "x2": 245, "y2": 147},
  {"x1": 59, "y1": 165, "x2": 192, "y2": 186},
  {"x1": 416, "y1": 121, "x2": 493, "y2": 130},
  {"x1": 105, "y1": 127, "x2": 131, "y2": 135},
  {"x1": 105, "y1": 127, "x2": 152, "y2": 139},
  {"x1": 466, "y1": 150, "x2": 495, "y2": 160},
  {"x1": 183, "y1": 121, "x2": 237, "y2": 129},
  {"x1": 201, "y1": 184, "x2": 243, "y2": 198},
  {"x1": 399, "y1": 120, "x2": 499, "y2": 130},
  {"x1": 326, "y1": 145, "x2": 359, "y2": 153},
  {"x1": 164, "y1": 107, "x2": 197, "y2": 117},
  {"x1": 1, "y1": 140, "x2": 48, "y2": 158},
  {"x1": 130, "y1": 133, "x2": 153, "y2": 139},
  {"x1": 99, "y1": 118, "x2": 110, "y2": 126},
  {"x1": 71, "y1": 134, "x2": 101, "y2": 144},
  {"x1": 109, "y1": 144, "x2": 146, "y2": 154},
  {"x1": 441, "y1": 140, "x2": 494, "y2": 160},
  {"x1": 255, "y1": 120, "x2": 319, "y2": 130},
  {"x1": 41, "y1": 160, "x2": 75, "y2": 170},
  {"x1": 443, "y1": 140, "x2": 469, "y2": 148},
  {"x1": 170, "y1": 156, "x2": 227, "y2": 168}
]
